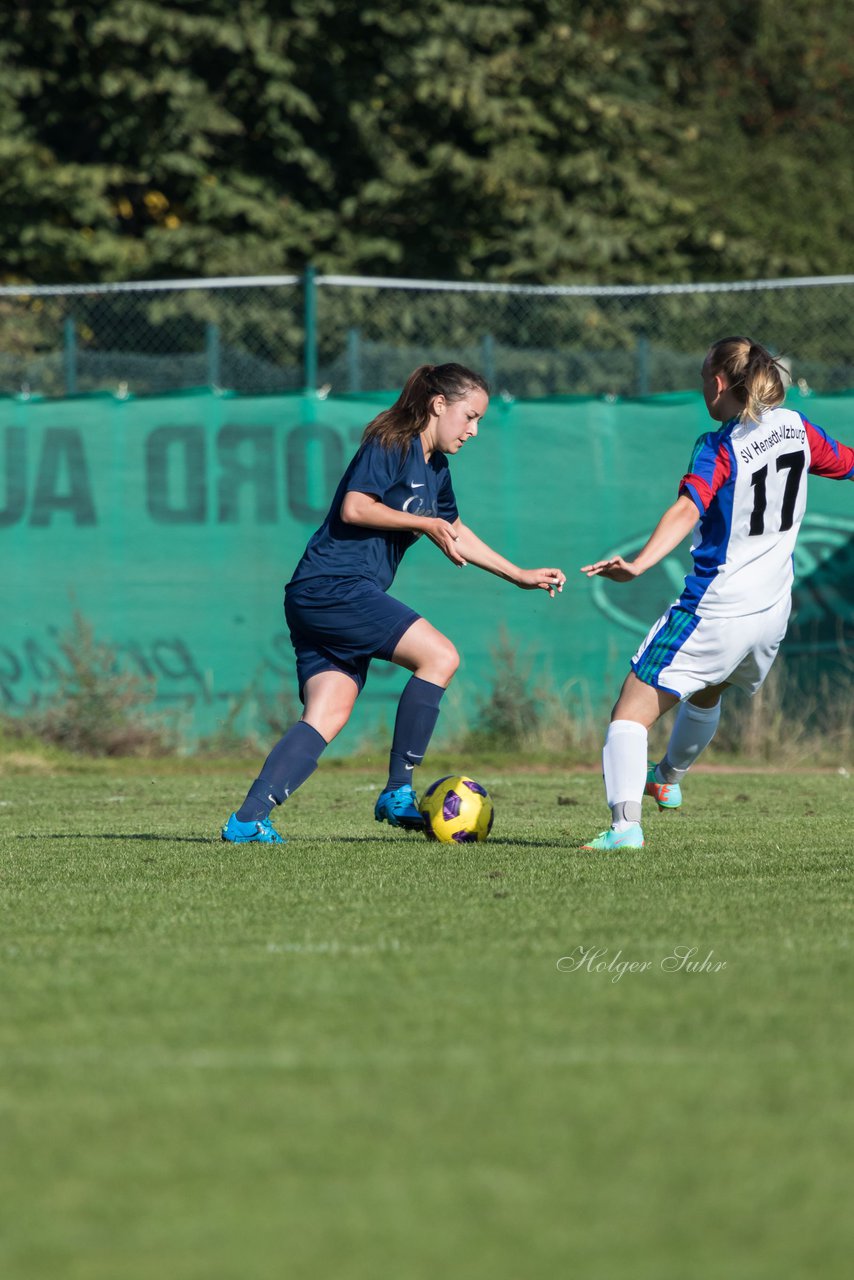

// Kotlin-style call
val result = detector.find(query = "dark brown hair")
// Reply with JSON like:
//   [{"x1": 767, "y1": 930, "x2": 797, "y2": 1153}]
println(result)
[
  {"x1": 362, "y1": 363, "x2": 489, "y2": 450},
  {"x1": 706, "y1": 336, "x2": 787, "y2": 424}
]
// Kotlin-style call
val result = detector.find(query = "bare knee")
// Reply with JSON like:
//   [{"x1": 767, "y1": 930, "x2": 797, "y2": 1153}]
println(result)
[
  {"x1": 418, "y1": 638, "x2": 460, "y2": 687},
  {"x1": 300, "y1": 673, "x2": 359, "y2": 741},
  {"x1": 610, "y1": 671, "x2": 678, "y2": 729},
  {"x1": 302, "y1": 707, "x2": 351, "y2": 741},
  {"x1": 391, "y1": 620, "x2": 461, "y2": 687},
  {"x1": 440, "y1": 641, "x2": 461, "y2": 683}
]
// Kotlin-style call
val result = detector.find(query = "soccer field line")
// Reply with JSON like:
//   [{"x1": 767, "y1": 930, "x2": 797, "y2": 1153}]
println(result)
[{"x1": 0, "y1": 1042, "x2": 813, "y2": 1073}]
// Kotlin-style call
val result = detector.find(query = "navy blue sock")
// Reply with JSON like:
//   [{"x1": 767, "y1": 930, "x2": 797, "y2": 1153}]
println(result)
[
  {"x1": 236, "y1": 721, "x2": 328, "y2": 822},
  {"x1": 386, "y1": 676, "x2": 445, "y2": 791}
]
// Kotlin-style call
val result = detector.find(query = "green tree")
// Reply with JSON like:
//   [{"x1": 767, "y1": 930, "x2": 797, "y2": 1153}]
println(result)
[
  {"x1": 674, "y1": 0, "x2": 854, "y2": 278},
  {"x1": 0, "y1": 1, "x2": 333, "y2": 281},
  {"x1": 319, "y1": 0, "x2": 710, "y2": 282},
  {"x1": 0, "y1": 1, "x2": 851, "y2": 286}
]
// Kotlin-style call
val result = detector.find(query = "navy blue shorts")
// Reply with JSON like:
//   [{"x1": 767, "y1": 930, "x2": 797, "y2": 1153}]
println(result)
[{"x1": 284, "y1": 579, "x2": 421, "y2": 699}]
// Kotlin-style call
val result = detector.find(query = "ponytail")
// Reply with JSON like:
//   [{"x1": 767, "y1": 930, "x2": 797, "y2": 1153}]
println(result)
[
  {"x1": 706, "y1": 336, "x2": 787, "y2": 424},
  {"x1": 362, "y1": 363, "x2": 489, "y2": 451}
]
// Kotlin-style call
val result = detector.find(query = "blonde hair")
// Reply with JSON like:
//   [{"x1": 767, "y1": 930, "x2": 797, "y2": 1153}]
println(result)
[
  {"x1": 362, "y1": 363, "x2": 489, "y2": 451},
  {"x1": 706, "y1": 336, "x2": 787, "y2": 424}
]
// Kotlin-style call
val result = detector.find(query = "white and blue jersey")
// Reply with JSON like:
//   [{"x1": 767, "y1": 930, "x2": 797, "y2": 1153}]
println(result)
[
  {"x1": 288, "y1": 437, "x2": 458, "y2": 594},
  {"x1": 677, "y1": 407, "x2": 854, "y2": 618},
  {"x1": 632, "y1": 407, "x2": 853, "y2": 697}
]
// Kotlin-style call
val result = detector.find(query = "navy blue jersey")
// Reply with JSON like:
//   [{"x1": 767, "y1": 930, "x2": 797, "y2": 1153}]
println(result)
[{"x1": 287, "y1": 437, "x2": 459, "y2": 593}]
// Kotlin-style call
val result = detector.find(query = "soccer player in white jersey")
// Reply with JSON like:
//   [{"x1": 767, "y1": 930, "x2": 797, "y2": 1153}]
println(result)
[{"x1": 579, "y1": 335, "x2": 854, "y2": 852}]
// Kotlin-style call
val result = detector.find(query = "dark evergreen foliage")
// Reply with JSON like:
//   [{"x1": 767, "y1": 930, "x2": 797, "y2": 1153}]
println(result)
[{"x1": 0, "y1": 1, "x2": 851, "y2": 285}]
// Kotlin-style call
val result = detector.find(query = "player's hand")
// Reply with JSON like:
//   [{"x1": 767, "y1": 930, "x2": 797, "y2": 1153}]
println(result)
[
  {"x1": 426, "y1": 518, "x2": 467, "y2": 566},
  {"x1": 579, "y1": 557, "x2": 640, "y2": 583},
  {"x1": 517, "y1": 567, "x2": 566, "y2": 597}
]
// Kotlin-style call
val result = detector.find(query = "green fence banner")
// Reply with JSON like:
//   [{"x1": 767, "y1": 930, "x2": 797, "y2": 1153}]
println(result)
[{"x1": 2, "y1": 388, "x2": 852, "y2": 747}]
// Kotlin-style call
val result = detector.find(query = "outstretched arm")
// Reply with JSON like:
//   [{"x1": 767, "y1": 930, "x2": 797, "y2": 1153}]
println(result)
[
  {"x1": 452, "y1": 520, "x2": 565, "y2": 596},
  {"x1": 581, "y1": 494, "x2": 698, "y2": 583}
]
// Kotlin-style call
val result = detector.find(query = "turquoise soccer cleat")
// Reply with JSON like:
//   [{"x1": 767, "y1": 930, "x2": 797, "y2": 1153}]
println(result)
[
  {"x1": 644, "y1": 763, "x2": 683, "y2": 810},
  {"x1": 374, "y1": 784, "x2": 425, "y2": 831},
  {"x1": 221, "y1": 813, "x2": 286, "y2": 844},
  {"x1": 580, "y1": 824, "x2": 645, "y2": 852}
]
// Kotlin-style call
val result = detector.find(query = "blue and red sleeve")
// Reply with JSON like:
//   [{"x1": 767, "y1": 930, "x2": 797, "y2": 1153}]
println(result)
[
  {"x1": 678, "y1": 432, "x2": 732, "y2": 514},
  {"x1": 802, "y1": 417, "x2": 854, "y2": 479}
]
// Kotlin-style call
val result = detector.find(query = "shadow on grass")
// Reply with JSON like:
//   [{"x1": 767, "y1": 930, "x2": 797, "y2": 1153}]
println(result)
[
  {"x1": 22, "y1": 833, "x2": 571, "y2": 848},
  {"x1": 23, "y1": 833, "x2": 214, "y2": 844},
  {"x1": 312, "y1": 835, "x2": 567, "y2": 848}
]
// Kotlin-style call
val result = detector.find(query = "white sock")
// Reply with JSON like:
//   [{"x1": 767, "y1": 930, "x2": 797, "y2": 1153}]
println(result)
[
  {"x1": 603, "y1": 719, "x2": 648, "y2": 830},
  {"x1": 658, "y1": 699, "x2": 722, "y2": 782}
]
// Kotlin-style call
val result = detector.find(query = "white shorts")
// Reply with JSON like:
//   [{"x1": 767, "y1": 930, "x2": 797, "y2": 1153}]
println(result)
[{"x1": 631, "y1": 595, "x2": 792, "y2": 699}]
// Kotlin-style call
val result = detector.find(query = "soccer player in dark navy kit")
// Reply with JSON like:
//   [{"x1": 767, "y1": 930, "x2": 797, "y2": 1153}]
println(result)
[{"x1": 222, "y1": 363, "x2": 566, "y2": 843}]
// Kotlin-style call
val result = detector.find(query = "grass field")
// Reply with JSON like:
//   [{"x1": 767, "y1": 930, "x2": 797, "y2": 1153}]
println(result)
[{"x1": 1, "y1": 757, "x2": 852, "y2": 1280}]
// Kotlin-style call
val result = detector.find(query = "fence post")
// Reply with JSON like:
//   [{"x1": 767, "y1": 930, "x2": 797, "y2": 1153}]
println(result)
[
  {"x1": 636, "y1": 333, "x2": 650, "y2": 396},
  {"x1": 303, "y1": 264, "x2": 318, "y2": 392},
  {"x1": 63, "y1": 315, "x2": 78, "y2": 395},
  {"x1": 347, "y1": 327, "x2": 362, "y2": 392},
  {"x1": 481, "y1": 332, "x2": 496, "y2": 387},
  {"x1": 206, "y1": 322, "x2": 221, "y2": 387}
]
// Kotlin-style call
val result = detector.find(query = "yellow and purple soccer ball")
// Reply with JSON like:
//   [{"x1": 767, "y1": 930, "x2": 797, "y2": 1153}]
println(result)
[{"x1": 419, "y1": 775, "x2": 494, "y2": 843}]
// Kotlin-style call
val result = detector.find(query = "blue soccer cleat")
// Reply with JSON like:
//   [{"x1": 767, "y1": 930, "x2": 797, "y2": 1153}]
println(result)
[
  {"x1": 221, "y1": 812, "x2": 286, "y2": 844},
  {"x1": 374, "y1": 784, "x2": 425, "y2": 831},
  {"x1": 580, "y1": 824, "x2": 645, "y2": 852},
  {"x1": 645, "y1": 763, "x2": 683, "y2": 810}
]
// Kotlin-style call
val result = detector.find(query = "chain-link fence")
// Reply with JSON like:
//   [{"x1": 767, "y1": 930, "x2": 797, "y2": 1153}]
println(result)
[{"x1": 1, "y1": 271, "x2": 853, "y2": 399}]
